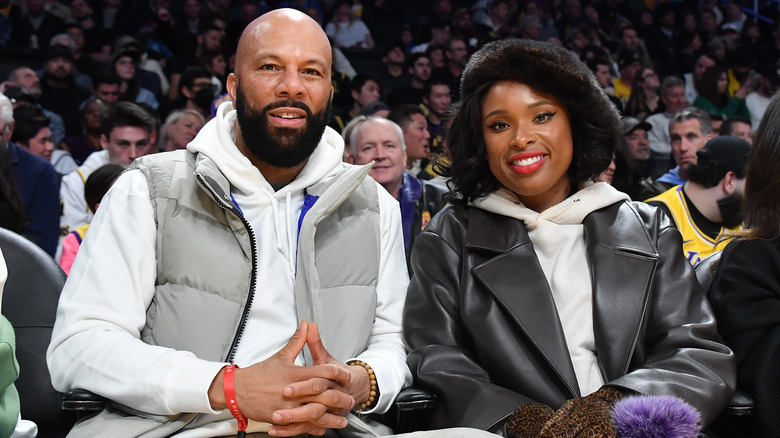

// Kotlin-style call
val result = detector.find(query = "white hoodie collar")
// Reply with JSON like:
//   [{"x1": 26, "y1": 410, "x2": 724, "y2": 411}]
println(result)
[
  {"x1": 187, "y1": 101, "x2": 346, "y2": 197},
  {"x1": 471, "y1": 181, "x2": 630, "y2": 230}
]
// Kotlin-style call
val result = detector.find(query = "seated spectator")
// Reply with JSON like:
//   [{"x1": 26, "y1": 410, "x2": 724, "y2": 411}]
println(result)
[
  {"x1": 329, "y1": 74, "x2": 381, "y2": 133},
  {"x1": 646, "y1": 136, "x2": 751, "y2": 266},
  {"x1": 745, "y1": 62, "x2": 780, "y2": 131},
  {"x1": 683, "y1": 51, "x2": 716, "y2": 104},
  {"x1": 611, "y1": 48, "x2": 641, "y2": 108},
  {"x1": 325, "y1": 1, "x2": 374, "y2": 49},
  {"x1": 709, "y1": 92, "x2": 780, "y2": 438},
  {"x1": 720, "y1": 115, "x2": 753, "y2": 144},
  {"x1": 404, "y1": 39, "x2": 735, "y2": 435},
  {"x1": 36, "y1": 45, "x2": 93, "y2": 137},
  {"x1": 612, "y1": 117, "x2": 658, "y2": 200},
  {"x1": 624, "y1": 67, "x2": 661, "y2": 121},
  {"x1": 200, "y1": 49, "x2": 227, "y2": 96},
  {"x1": 425, "y1": 44, "x2": 446, "y2": 69},
  {"x1": 385, "y1": 53, "x2": 431, "y2": 108},
  {"x1": 642, "y1": 107, "x2": 714, "y2": 199},
  {"x1": 61, "y1": 98, "x2": 107, "y2": 164},
  {"x1": 58, "y1": 163, "x2": 125, "y2": 275},
  {"x1": 375, "y1": 41, "x2": 410, "y2": 102},
  {"x1": 158, "y1": 109, "x2": 205, "y2": 152},
  {"x1": 646, "y1": 76, "x2": 688, "y2": 174},
  {"x1": 8, "y1": 0, "x2": 66, "y2": 51},
  {"x1": 421, "y1": 78, "x2": 451, "y2": 178},
  {"x1": 111, "y1": 49, "x2": 159, "y2": 110},
  {"x1": 69, "y1": 0, "x2": 112, "y2": 65},
  {"x1": 693, "y1": 65, "x2": 750, "y2": 120},
  {"x1": 111, "y1": 35, "x2": 166, "y2": 101},
  {"x1": 348, "y1": 116, "x2": 447, "y2": 266},
  {"x1": 0, "y1": 83, "x2": 65, "y2": 149},
  {"x1": 585, "y1": 56, "x2": 622, "y2": 113},
  {"x1": 0, "y1": 93, "x2": 59, "y2": 258},
  {"x1": 59, "y1": 102, "x2": 156, "y2": 245},
  {"x1": 11, "y1": 104, "x2": 77, "y2": 177},
  {"x1": 387, "y1": 104, "x2": 431, "y2": 178},
  {"x1": 159, "y1": 67, "x2": 214, "y2": 121}
]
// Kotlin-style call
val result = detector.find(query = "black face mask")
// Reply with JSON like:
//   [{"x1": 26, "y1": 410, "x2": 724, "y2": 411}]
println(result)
[
  {"x1": 717, "y1": 191, "x2": 744, "y2": 228},
  {"x1": 192, "y1": 88, "x2": 215, "y2": 110},
  {"x1": 234, "y1": 84, "x2": 332, "y2": 169}
]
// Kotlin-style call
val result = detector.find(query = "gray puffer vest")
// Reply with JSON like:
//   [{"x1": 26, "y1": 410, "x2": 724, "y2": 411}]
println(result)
[{"x1": 66, "y1": 150, "x2": 385, "y2": 437}]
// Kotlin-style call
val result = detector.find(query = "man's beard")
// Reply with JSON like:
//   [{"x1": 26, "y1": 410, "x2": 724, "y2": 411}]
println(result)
[
  {"x1": 235, "y1": 85, "x2": 331, "y2": 168},
  {"x1": 717, "y1": 192, "x2": 744, "y2": 228}
]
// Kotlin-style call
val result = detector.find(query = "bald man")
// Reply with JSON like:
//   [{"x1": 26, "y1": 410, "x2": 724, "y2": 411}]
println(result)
[{"x1": 46, "y1": 9, "x2": 416, "y2": 437}]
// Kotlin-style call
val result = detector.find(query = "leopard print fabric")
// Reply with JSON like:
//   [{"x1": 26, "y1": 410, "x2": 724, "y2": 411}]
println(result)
[
  {"x1": 505, "y1": 403, "x2": 555, "y2": 438},
  {"x1": 537, "y1": 387, "x2": 625, "y2": 438}
]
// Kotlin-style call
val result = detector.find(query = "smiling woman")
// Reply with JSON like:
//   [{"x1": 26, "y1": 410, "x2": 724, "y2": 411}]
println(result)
[{"x1": 404, "y1": 39, "x2": 737, "y2": 438}]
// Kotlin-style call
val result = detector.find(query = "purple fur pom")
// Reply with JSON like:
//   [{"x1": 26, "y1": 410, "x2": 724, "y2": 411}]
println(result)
[{"x1": 611, "y1": 395, "x2": 701, "y2": 438}]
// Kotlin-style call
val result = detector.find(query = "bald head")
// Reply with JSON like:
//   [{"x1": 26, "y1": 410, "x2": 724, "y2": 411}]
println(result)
[
  {"x1": 225, "y1": 8, "x2": 335, "y2": 183},
  {"x1": 234, "y1": 8, "x2": 332, "y2": 77}
]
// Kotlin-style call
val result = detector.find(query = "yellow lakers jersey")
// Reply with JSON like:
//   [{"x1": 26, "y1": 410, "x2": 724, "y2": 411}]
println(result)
[{"x1": 646, "y1": 185, "x2": 740, "y2": 266}]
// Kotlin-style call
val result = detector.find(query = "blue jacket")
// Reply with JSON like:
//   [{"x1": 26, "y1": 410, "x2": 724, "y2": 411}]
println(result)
[
  {"x1": 398, "y1": 171, "x2": 448, "y2": 263},
  {"x1": 8, "y1": 142, "x2": 60, "y2": 257}
]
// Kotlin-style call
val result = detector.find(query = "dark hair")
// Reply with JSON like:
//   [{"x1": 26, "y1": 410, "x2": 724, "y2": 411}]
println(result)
[
  {"x1": 742, "y1": 93, "x2": 780, "y2": 240},
  {"x1": 100, "y1": 102, "x2": 156, "y2": 138},
  {"x1": 387, "y1": 104, "x2": 426, "y2": 129},
  {"x1": 698, "y1": 65, "x2": 729, "y2": 110},
  {"x1": 687, "y1": 159, "x2": 731, "y2": 188},
  {"x1": 585, "y1": 56, "x2": 611, "y2": 74},
  {"x1": 444, "y1": 38, "x2": 619, "y2": 204},
  {"x1": 85, "y1": 163, "x2": 126, "y2": 212},
  {"x1": 11, "y1": 105, "x2": 50, "y2": 146},
  {"x1": 720, "y1": 115, "x2": 751, "y2": 137},
  {"x1": 349, "y1": 74, "x2": 379, "y2": 95},
  {"x1": 93, "y1": 69, "x2": 122, "y2": 88},
  {"x1": 179, "y1": 67, "x2": 212, "y2": 95},
  {"x1": 406, "y1": 52, "x2": 430, "y2": 70},
  {"x1": 0, "y1": 146, "x2": 26, "y2": 232},
  {"x1": 625, "y1": 67, "x2": 656, "y2": 119},
  {"x1": 423, "y1": 77, "x2": 450, "y2": 99}
]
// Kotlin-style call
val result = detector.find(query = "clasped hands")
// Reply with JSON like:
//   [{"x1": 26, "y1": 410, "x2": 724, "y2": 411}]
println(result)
[
  {"x1": 208, "y1": 320, "x2": 371, "y2": 437},
  {"x1": 505, "y1": 387, "x2": 624, "y2": 438}
]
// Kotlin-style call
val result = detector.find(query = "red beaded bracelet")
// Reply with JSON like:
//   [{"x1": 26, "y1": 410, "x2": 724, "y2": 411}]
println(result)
[{"x1": 223, "y1": 364, "x2": 248, "y2": 434}]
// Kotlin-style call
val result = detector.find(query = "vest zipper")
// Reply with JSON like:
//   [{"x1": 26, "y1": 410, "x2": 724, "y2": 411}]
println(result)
[
  {"x1": 194, "y1": 174, "x2": 256, "y2": 438},
  {"x1": 194, "y1": 173, "x2": 257, "y2": 363}
]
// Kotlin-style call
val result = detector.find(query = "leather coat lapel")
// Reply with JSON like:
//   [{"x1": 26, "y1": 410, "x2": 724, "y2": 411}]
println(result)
[
  {"x1": 584, "y1": 203, "x2": 658, "y2": 381},
  {"x1": 468, "y1": 209, "x2": 580, "y2": 397}
]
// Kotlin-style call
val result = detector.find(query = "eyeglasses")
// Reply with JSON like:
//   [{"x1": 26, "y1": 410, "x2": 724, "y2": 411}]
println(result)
[
  {"x1": 117, "y1": 59, "x2": 136, "y2": 66},
  {"x1": 642, "y1": 72, "x2": 658, "y2": 79}
]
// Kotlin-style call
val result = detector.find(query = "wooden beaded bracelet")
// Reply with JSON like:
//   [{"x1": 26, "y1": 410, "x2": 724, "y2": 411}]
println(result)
[{"x1": 347, "y1": 360, "x2": 379, "y2": 410}]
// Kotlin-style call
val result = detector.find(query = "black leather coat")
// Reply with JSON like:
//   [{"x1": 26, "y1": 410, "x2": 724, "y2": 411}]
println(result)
[{"x1": 404, "y1": 200, "x2": 736, "y2": 431}]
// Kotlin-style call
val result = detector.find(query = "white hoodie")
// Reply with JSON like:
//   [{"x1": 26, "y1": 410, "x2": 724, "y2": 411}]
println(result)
[{"x1": 48, "y1": 102, "x2": 410, "y2": 436}]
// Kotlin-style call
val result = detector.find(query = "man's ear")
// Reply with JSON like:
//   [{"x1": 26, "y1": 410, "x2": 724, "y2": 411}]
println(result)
[
  {"x1": 722, "y1": 170, "x2": 738, "y2": 195},
  {"x1": 227, "y1": 72, "x2": 237, "y2": 108},
  {"x1": 351, "y1": 89, "x2": 360, "y2": 102},
  {"x1": 100, "y1": 134, "x2": 108, "y2": 150},
  {"x1": 181, "y1": 86, "x2": 193, "y2": 99}
]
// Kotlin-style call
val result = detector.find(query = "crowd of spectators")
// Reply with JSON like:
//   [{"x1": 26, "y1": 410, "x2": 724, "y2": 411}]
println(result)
[{"x1": 1, "y1": 0, "x2": 780, "y2": 261}]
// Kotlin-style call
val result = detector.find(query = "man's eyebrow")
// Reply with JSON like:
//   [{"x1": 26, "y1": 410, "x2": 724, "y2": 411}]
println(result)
[{"x1": 255, "y1": 53, "x2": 329, "y2": 70}]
